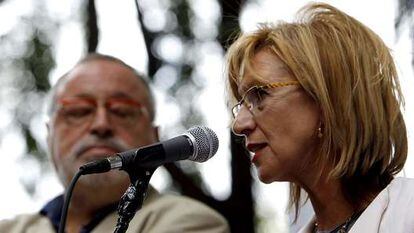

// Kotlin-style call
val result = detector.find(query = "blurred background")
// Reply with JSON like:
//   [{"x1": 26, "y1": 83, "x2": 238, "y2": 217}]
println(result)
[{"x1": 0, "y1": 0, "x2": 413, "y2": 232}]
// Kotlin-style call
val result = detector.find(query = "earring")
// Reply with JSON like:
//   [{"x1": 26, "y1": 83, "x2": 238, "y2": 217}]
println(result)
[
  {"x1": 317, "y1": 127, "x2": 323, "y2": 138},
  {"x1": 317, "y1": 125, "x2": 323, "y2": 138}
]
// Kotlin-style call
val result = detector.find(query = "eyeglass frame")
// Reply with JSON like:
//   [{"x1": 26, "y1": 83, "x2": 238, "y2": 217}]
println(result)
[{"x1": 231, "y1": 80, "x2": 300, "y2": 118}]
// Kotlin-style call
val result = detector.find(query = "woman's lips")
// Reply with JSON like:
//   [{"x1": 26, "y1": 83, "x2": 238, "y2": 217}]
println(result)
[
  {"x1": 251, "y1": 152, "x2": 260, "y2": 163},
  {"x1": 246, "y1": 143, "x2": 267, "y2": 163},
  {"x1": 251, "y1": 147, "x2": 267, "y2": 163}
]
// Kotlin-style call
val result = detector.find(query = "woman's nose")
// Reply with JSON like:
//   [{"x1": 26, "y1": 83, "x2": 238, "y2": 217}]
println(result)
[{"x1": 232, "y1": 107, "x2": 256, "y2": 137}]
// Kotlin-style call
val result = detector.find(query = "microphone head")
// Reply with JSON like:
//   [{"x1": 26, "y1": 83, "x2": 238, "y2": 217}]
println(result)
[{"x1": 186, "y1": 126, "x2": 219, "y2": 162}]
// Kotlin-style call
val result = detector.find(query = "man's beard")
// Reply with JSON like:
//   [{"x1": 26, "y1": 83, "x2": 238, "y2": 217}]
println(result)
[
  {"x1": 62, "y1": 163, "x2": 131, "y2": 207},
  {"x1": 77, "y1": 170, "x2": 130, "y2": 190},
  {"x1": 56, "y1": 136, "x2": 132, "y2": 194}
]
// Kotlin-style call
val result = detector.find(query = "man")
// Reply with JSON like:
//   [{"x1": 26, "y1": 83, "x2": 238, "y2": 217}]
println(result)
[{"x1": 0, "y1": 54, "x2": 229, "y2": 233}]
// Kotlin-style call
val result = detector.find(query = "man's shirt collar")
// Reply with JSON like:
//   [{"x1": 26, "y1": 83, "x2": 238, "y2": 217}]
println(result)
[{"x1": 39, "y1": 195, "x2": 118, "y2": 233}]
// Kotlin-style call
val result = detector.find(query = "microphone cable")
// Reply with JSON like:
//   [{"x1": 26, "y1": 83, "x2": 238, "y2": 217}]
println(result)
[
  {"x1": 58, "y1": 168, "x2": 85, "y2": 233},
  {"x1": 57, "y1": 126, "x2": 218, "y2": 232}
]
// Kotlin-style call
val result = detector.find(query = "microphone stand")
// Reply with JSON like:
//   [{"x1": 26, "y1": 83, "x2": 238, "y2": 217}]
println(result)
[{"x1": 113, "y1": 167, "x2": 155, "y2": 233}]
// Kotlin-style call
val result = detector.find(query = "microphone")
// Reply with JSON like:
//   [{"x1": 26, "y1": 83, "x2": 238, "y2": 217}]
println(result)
[{"x1": 80, "y1": 126, "x2": 219, "y2": 174}]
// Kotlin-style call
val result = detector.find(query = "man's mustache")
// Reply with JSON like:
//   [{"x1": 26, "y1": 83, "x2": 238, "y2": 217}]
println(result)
[{"x1": 71, "y1": 137, "x2": 130, "y2": 158}]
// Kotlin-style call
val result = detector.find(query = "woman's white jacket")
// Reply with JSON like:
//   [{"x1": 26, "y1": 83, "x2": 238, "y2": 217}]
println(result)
[{"x1": 299, "y1": 177, "x2": 414, "y2": 233}]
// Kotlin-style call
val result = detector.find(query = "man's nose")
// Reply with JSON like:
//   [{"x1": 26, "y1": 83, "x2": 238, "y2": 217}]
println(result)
[
  {"x1": 232, "y1": 107, "x2": 256, "y2": 137},
  {"x1": 90, "y1": 107, "x2": 113, "y2": 138}
]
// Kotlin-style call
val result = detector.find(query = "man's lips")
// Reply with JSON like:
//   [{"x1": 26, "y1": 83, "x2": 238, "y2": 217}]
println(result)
[{"x1": 78, "y1": 146, "x2": 120, "y2": 159}]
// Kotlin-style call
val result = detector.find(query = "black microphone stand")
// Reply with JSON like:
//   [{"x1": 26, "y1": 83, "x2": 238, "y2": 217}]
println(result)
[{"x1": 113, "y1": 166, "x2": 155, "y2": 233}]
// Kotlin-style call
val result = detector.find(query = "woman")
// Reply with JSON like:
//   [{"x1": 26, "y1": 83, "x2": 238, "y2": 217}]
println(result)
[{"x1": 226, "y1": 3, "x2": 414, "y2": 233}]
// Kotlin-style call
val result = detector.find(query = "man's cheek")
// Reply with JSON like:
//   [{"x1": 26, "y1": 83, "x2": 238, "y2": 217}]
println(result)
[
  {"x1": 53, "y1": 139, "x2": 73, "y2": 163},
  {"x1": 116, "y1": 131, "x2": 137, "y2": 147}
]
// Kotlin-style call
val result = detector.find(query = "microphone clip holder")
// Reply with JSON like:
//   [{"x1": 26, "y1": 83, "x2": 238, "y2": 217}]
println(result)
[{"x1": 113, "y1": 166, "x2": 155, "y2": 233}]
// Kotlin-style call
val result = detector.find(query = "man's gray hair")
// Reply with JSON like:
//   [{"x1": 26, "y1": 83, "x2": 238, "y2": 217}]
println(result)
[{"x1": 46, "y1": 53, "x2": 156, "y2": 121}]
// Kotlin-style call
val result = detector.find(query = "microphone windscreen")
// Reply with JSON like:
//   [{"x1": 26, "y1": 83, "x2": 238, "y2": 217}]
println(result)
[{"x1": 186, "y1": 126, "x2": 219, "y2": 162}]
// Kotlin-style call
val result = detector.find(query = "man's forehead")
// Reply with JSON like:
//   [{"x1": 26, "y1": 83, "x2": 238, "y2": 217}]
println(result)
[
  {"x1": 56, "y1": 60, "x2": 145, "y2": 98},
  {"x1": 67, "y1": 59, "x2": 138, "y2": 81}
]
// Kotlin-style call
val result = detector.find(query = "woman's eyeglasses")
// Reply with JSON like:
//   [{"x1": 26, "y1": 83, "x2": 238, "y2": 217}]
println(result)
[{"x1": 231, "y1": 81, "x2": 300, "y2": 118}]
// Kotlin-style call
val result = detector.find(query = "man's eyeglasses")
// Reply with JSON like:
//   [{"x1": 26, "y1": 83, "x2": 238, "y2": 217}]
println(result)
[
  {"x1": 231, "y1": 81, "x2": 300, "y2": 118},
  {"x1": 56, "y1": 97, "x2": 148, "y2": 126}
]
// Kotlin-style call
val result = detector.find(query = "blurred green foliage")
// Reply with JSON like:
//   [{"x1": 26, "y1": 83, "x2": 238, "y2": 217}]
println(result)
[
  {"x1": 0, "y1": 1, "x2": 56, "y2": 195},
  {"x1": 0, "y1": 0, "x2": 255, "y2": 231}
]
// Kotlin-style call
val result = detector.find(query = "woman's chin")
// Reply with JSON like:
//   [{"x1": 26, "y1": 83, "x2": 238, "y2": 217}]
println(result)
[
  {"x1": 257, "y1": 171, "x2": 277, "y2": 184},
  {"x1": 257, "y1": 168, "x2": 286, "y2": 184}
]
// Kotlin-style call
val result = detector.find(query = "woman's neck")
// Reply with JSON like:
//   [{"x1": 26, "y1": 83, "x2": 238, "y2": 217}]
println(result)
[
  {"x1": 301, "y1": 177, "x2": 356, "y2": 230},
  {"x1": 295, "y1": 157, "x2": 386, "y2": 231}
]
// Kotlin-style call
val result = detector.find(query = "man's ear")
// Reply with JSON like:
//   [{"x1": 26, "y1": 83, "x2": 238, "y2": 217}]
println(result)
[
  {"x1": 153, "y1": 126, "x2": 160, "y2": 142},
  {"x1": 46, "y1": 122, "x2": 51, "y2": 148},
  {"x1": 46, "y1": 121, "x2": 58, "y2": 171}
]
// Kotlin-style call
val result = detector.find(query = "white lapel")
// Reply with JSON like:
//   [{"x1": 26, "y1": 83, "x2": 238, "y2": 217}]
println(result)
[{"x1": 349, "y1": 188, "x2": 389, "y2": 233}]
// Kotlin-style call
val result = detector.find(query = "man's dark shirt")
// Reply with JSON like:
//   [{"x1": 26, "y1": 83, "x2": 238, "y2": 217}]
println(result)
[{"x1": 39, "y1": 195, "x2": 117, "y2": 233}]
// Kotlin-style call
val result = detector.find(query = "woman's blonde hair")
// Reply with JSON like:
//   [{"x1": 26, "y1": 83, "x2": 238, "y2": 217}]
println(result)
[{"x1": 226, "y1": 3, "x2": 407, "y2": 216}]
